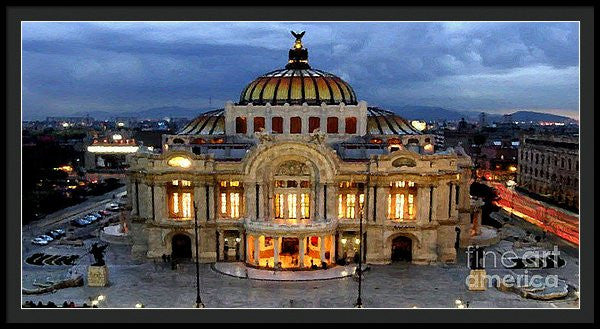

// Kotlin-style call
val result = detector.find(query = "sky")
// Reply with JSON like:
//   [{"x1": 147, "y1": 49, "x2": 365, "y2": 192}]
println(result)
[{"x1": 22, "y1": 22, "x2": 580, "y2": 120}]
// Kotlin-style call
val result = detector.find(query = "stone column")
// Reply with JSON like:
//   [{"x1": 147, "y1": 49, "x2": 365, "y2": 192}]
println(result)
[
  {"x1": 218, "y1": 230, "x2": 225, "y2": 261},
  {"x1": 246, "y1": 183, "x2": 257, "y2": 220},
  {"x1": 325, "y1": 183, "x2": 337, "y2": 220},
  {"x1": 194, "y1": 185, "x2": 206, "y2": 222},
  {"x1": 245, "y1": 235, "x2": 251, "y2": 263},
  {"x1": 273, "y1": 236, "x2": 280, "y2": 266},
  {"x1": 329, "y1": 235, "x2": 336, "y2": 263},
  {"x1": 319, "y1": 235, "x2": 326, "y2": 263},
  {"x1": 253, "y1": 236, "x2": 260, "y2": 265},
  {"x1": 417, "y1": 186, "x2": 429, "y2": 224},
  {"x1": 375, "y1": 184, "x2": 389, "y2": 223},
  {"x1": 316, "y1": 183, "x2": 324, "y2": 220},
  {"x1": 154, "y1": 183, "x2": 167, "y2": 221},
  {"x1": 299, "y1": 236, "x2": 306, "y2": 268},
  {"x1": 207, "y1": 183, "x2": 215, "y2": 221}
]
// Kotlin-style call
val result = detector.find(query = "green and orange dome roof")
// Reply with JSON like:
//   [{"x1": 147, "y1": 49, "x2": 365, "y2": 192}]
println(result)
[{"x1": 238, "y1": 31, "x2": 357, "y2": 106}]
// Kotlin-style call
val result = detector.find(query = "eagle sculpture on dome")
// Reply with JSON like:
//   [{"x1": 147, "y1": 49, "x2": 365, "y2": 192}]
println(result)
[{"x1": 291, "y1": 30, "x2": 305, "y2": 41}]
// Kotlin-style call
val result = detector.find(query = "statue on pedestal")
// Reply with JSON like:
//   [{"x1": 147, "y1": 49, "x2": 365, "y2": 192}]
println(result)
[
  {"x1": 90, "y1": 243, "x2": 108, "y2": 266},
  {"x1": 88, "y1": 243, "x2": 109, "y2": 287}
]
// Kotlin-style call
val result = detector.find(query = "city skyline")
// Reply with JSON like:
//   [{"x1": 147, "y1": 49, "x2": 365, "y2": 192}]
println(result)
[{"x1": 22, "y1": 22, "x2": 579, "y2": 120}]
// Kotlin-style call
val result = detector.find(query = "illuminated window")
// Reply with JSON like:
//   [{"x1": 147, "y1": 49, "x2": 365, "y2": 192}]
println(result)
[
  {"x1": 388, "y1": 181, "x2": 417, "y2": 221},
  {"x1": 301, "y1": 194, "x2": 310, "y2": 219},
  {"x1": 287, "y1": 194, "x2": 297, "y2": 218},
  {"x1": 218, "y1": 181, "x2": 243, "y2": 219},
  {"x1": 221, "y1": 193, "x2": 227, "y2": 214},
  {"x1": 346, "y1": 194, "x2": 356, "y2": 219},
  {"x1": 230, "y1": 193, "x2": 240, "y2": 218},
  {"x1": 275, "y1": 193, "x2": 284, "y2": 219},
  {"x1": 167, "y1": 156, "x2": 192, "y2": 168},
  {"x1": 337, "y1": 181, "x2": 365, "y2": 219},
  {"x1": 168, "y1": 181, "x2": 193, "y2": 220}
]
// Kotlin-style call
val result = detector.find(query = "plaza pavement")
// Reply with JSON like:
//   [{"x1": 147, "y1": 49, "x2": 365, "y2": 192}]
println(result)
[{"x1": 21, "y1": 238, "x2": 579, "y2": 308}]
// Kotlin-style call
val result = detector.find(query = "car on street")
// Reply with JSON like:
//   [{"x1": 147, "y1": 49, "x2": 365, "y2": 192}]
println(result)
[
  {"x1": 37, "y1": 234, "x2": 54, "y2": 242},
  {"x1": 48, "y1": 229, "x2": 66, "y2": 239},
  {"x1": 31, "y1": 237, "x2": 49, "y2": 246},
  {"x1": 106, "y1": 203, "x2": 121, "y2": 211},
  {"x1": 98, "y1": 210, "x2": 111, "y2": 216},
  {"x1": 71, "y1": 217, "x2": 92, "y2": 227}
]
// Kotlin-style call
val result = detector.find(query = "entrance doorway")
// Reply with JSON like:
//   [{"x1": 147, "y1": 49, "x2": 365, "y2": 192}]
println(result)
[
  {"x1": 172, "y1": 234, "x2": 192, "y2": 260},
  {"x1": 280, "y1": 237, "x2": 300, "y2": 267},
  {"x1": 391, "y1": 236, "x2": 412, "y2": 262}
]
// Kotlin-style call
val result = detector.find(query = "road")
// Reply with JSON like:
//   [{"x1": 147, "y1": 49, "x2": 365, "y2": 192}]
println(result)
[{"x1": 22, "y1": 186, "x2": 127, "y2": 256}]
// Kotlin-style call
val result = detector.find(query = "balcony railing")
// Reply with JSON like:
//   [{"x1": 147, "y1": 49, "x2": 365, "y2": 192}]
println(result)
[{"x1": 244, "y1": 217, "x2": 337, "y2": 233}]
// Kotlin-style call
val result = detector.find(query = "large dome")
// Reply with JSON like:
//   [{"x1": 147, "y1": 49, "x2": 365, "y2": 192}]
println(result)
[{"x1": 237, "y1": 31, "x2": 357, "y2": 106}]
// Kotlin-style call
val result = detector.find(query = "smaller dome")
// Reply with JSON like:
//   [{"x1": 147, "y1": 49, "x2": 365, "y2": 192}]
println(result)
[
  {"x1": 177, "y1": 109, "x2": 224, "y2": 135},
  {"x1": 366, "y1": 107, "x2": 422, "y2": 135}
]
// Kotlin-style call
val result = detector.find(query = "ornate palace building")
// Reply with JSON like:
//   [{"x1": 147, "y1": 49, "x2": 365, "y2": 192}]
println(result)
[{"x1": 126, "y1": 32, "x2": 476, "y2": 269}]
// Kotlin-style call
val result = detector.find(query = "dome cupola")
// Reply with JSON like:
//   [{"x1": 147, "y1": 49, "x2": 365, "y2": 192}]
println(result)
[{"x1": 238, "y1": 31, "x2": 357, "y2": 106}]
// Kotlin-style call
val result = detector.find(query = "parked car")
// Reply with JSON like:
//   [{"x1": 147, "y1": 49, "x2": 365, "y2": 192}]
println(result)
[
  {"x1": 106, "y1": 203, "x2": 121, "y2": 211},
  {"x1": 71, "y1": 217, "x2": 91, "y2": 227},
  {"x1": 47, "y1": 231, "x2": 61, "y2": 239},
  {"x1": 37, "y1": 234, "x2": 54, "y2": 242},
  {"x1": 53, "y1": 228, "x2": 66, "y2": 235},
  {"x1": 48, "y1": 229, "x2": 66, "y2": 239},
  {"x1": 31, "y1": 238, "x2": 49, "y2": 246}
]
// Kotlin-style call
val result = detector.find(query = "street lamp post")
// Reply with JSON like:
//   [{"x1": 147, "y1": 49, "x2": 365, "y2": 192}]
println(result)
[
  {"x1": 355, "y1": 192, "x2": 366, "y2": 308},
  {"x1": 193, "y1": 202, "x2": 204, "y2": 308}
]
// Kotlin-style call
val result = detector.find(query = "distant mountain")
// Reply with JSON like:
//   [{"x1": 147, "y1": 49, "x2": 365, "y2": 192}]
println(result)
[
  {"x1": 70, "y1": 106, "x2": 211, "y2": 120},
  {"x1": 388, "y1": 106, "x2": 577, "y2": 124},
  {"x1": 508, "y1": 111, "x2": 578, "y2": 124},
  {"x1": 390, "y1": 105, "x2": 470, "y2": 121}
]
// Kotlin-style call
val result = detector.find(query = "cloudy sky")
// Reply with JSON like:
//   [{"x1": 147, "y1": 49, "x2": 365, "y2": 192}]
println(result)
[{"x1": 22, "y1": 22, "x2": 579, "y2": 120}]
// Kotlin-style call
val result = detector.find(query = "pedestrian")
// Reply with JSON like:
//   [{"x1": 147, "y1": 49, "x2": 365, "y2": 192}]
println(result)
[
  {"x1": 162, "y1": 254, "x2": 167, "y2": 263},
  {"x1": 69, "y1": 301, "x2": 76, "y2": 308},
  {"x1": 37, "y1": 301, "x2": 43, "y2": 308},
  {"x1": 63, "y1": 301, "x2": 69, "y2": 308}
]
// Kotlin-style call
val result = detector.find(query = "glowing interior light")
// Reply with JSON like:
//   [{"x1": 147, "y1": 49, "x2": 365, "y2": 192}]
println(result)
[
  {"x1": 87, "y1": 145, "x2": 139, "y2": 153},
  {"x1": 411, "y1": 120, "x2": 427, "y2": 131},
  {"x1": 112, "y1": 134, "x2": 123, "y2": 141},
  {"x1": 341, "y1": 238, "x2": 347, "y2": 245},
  {"x1": 167, "y1": 156, "x2": 192, "y2": 168}
]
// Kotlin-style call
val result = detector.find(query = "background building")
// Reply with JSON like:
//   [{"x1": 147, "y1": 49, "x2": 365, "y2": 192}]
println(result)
[{"x1": 517, "y1": 134, "x2": 579, "y2": 210}]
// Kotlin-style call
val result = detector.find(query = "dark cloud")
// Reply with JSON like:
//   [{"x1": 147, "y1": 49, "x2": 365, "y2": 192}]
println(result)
[{"x1": 22, "y1": 22, "x2": 579, "y2": 120}]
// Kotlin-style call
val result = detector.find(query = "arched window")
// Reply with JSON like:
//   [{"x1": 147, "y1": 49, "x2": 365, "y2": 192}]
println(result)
[
  {"x1": 235, "y1": 117, "x2": 247, "y2": 134},
  {"x1": 345, "y1": 117, "x2": 357, "y2": 134},
  {"x1": 326, "y1": 117, "x2": 339, "y2": 134},
  {"x1": 253, "y1": 117, "x2": 265, "y2": 132},
  {"x1": 172, "y1": 138, "x2": 185, "y2": 144},
  {"x1": 290, "y1": 116, "x2": 302, "y2": 134},
  {"x1": 309, "y1": 117, "x2": 320, "y2": 133},
  {"x1": 190, "y1": 138, "x2": 206, "y2": 144},
  {"x1": 272, "y1": 117, "x2": 283, "y2": 134}
]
